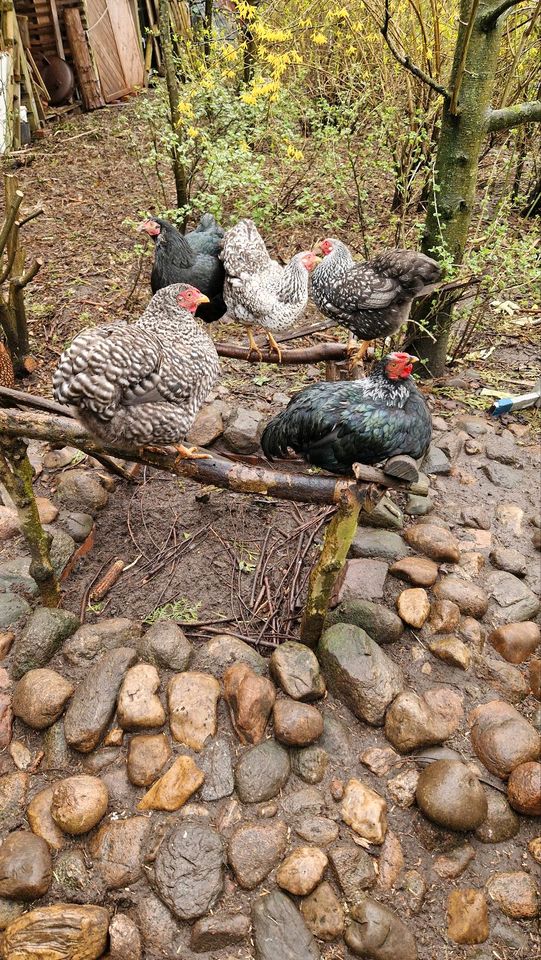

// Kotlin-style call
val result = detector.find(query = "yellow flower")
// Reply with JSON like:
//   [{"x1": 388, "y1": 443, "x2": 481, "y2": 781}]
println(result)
[
  {"x1": 177, "y1": 101, "x2": 194, "y2": 118},
  {"x1": 286, "y1": 145, "x2": 304, "y2": 161},
  {"x1": 187, "y1": 126, "x2": 199, "y2": 138},
  {"x1": 312, "y1": 32, "x2": 328, "y2": 46}
]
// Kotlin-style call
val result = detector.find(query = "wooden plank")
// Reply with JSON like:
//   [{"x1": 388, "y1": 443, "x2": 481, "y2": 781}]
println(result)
[
  {"x1": 48, "y1": 0, "x2": 65, "y2": 58},
  {"x1": 107, "y1": 0, "x2": 143, "y2": 89},
  {"x1": 64, "y1": 6, "x2": 104, "y2": 110},
  {"x1": 86, "y1": 0, "x2": 128, "y2": 102}
]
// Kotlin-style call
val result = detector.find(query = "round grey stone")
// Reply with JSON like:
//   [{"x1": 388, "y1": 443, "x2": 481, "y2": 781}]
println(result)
[{"x1": 235, "y1": 741, "x2": 290, "y2": 803}]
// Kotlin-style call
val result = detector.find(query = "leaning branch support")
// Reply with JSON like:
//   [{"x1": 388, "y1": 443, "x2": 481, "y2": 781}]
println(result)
[
  {"x1": 487, "y1": 100, "x2": 541, "y2": 132},
  {"x1": 0, "y1": 436, "x2": 60, "y2": 607},
  {"x1": 216, "y1": 341, "x2": 350, "y2": 364}
]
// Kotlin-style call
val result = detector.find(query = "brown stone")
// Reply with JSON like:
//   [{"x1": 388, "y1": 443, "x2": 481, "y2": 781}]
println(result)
[
  {"x1": 469, "y1": 700, "x2": 540, "y2": 778},
  {"x1": 428, "y1": 636, "x2": 471, "y2": 670},
  {"x1": 12, "y1": 669, "x2": 74, "y2": 730},
  {"x1": 168, "y1": 672, "x2": 220, "y2": 750},
  {"x1": 300, "y1": 881, "x2": 344, "y2": 941},
  {"x1": 428, "y1": 599, "x2": 460, "y2": 634},
  {"x1": 384, "y1": 687, "x2": 463, "y2": 753},
  {"x1": 386, "y1": 769, "x2": 419, "y2": 808},
  {"x1": 377, "y1": 830, "x2": 404, "y2": 889},
  {"x1": 458, "y1": 616, "x2": 485, "y2": 648},
  {"x1": 63, "y1": 646, "x2": 137, "y2": 752},
  {"x1": 434, "y1": 843, "x2": 475, "y2": 879},
  {"x1": 447, "y1": 889, "x2": 489, "y2": 944},
  {"x1": 3, "y1": 904, "x2": 109, "y2": 959},
  {"x1": 27, "y1": 787, "x2": 65, "y2": 850},
  {"x1": 273, "y1": 699, "x2": 323, "y2": 746},
  {"x1": 137, "y1": 755, "x2": 204, "y2": 811},
  {"x1": 396, "y1": 588, "x2": 430, "y2": 628},
  {"x1": 433, "y1": 576, "x2": 489, "y2": 618},
  {"x1": 474, "y1": 788, "x2": 520, "y2": 843},
  {"x1": 228, "y1": 820, "x2": 288, "y2": 889},
  {"x1": 341, "y1": 779, "x2": 387, "y2": 844},
  {"x1": 276, "y1": 847, "x2": 327, "y2": 897},
  {"x1": 0, "y1": 772, "x2": 28, "y2": 834},
  {"x1": 51, "y1": 775, "x2": 109, "y2": 835},
  {"x1": 479, "y1": 656, "x2": 529, "y2": 703},
  {"x1": 190, "y1": 913, "x2": 251, "y2": 953},
  {"x1": 528, "y1": 837, "x2": 541, "y2": 864},
  {"x1": 109, "y1": 913, "x2": 142, "y2": 960},
  {"x1": 346, "y1": 898, "x2": 417, "y2": 960},
  {"x1": 186, "y1": 402, "x2": 224, "y2": 447},
  {"x1": 224, "y1": 663, "x2": 275, "y2": 744},
  {"x1": 486, "y1": 871, "x2": 539, "y2": 918},
  {"x1": 117, "y1": 664, "x2": 165, "y2": 731},
  {"x1": 0, "y1": 632, "x2": 15, "y2": 660},
  {"x1": 103, "y1": 727, "x2": 124, "y2": 747},
  {"x1": 127, "y1": 733, "x2": 171, "y2": 787},
  {"x1": 489, "y1": 622, "x2": 540, "y2": 664},
  {"x1": 415, "y1": 760, "x2": 488, "y2": 831},
  {"x1": 390, "y1": 556, "x2": 439, "y2": 587},
  {"x1": 403, "y1": 523, "x2": 460, "y2": 562},
  {"x1": 0, "y1": 668, "x2": 12, "y2": 750},
  {"x1": 91, "y1": 816, "x2": 150, "y2": 889},
  {"x1": 0, "y1": 831, "x2": 52, "y2": 900},
  {"x1": 530, "y1": 658, "x2": 541, "y2": 699},
  {"x1": 507, "y1": 761, "x2": 541, "y2": 815},
  {"x1": 328, "y1": 841, "x2": 377, "y2": 899},
  {"x1": 8, "y1": 741, "x2": 30, "y2": 770},
  {"x1": 360, "y1": 746, "x2": 400, "y2": 776}
]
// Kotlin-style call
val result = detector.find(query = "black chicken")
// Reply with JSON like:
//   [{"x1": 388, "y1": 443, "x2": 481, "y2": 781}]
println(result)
[
  {"x1": 261, "y1": 352, "x2": 432, "y2": 475},
  {"x1": 139, "y1": 214, "x2": 226, "y2": 323},
  {"x1": 311, "y1": 240, "x2": 441, "y2": 360}
]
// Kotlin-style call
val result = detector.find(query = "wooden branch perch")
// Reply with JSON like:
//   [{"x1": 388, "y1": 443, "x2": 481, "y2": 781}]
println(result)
[
  {"x1": 17, "y1": 207, "x2": 45, "y2": 229},
  {"x1": 0, "y1": 190, "x2": 23, "y2": 258},
  {"x1": 12, "y1": 258, "x2": 42, "y2": 289},
  {"x1": 479, "y1": 0, "x2": 526, "y2": 31},
  {"x1": 487, "y1": 99, "x2": 541, "y2": 131},
  {"x1": 380, "y1": 0, "x2": 450, "y2": 101},
  {"x1": 216, "y1": 341, "x2": 351, "y2": 364}
]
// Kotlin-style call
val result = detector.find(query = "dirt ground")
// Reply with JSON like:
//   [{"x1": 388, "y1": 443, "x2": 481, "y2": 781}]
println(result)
[{"x1": 1, "y1": 98, "x2": 540, "y2": 960}]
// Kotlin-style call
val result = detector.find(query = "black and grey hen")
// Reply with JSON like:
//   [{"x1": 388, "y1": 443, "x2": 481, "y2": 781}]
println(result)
[
  {"x1": 261, "y1": 352, "x2": 432, "y2": 475},
  {"x1": 139, "y1": 215, "x2": 226, "y2": 323},
  {"x1": 53, "y1": 284, "x2": 219, "y2": 458},
  {"x1": 311, "y1": 240, "x2": 441, "y2": 350}
]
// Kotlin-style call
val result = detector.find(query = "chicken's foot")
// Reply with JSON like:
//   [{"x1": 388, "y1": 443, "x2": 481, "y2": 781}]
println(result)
[
  {"x1": 246, "y1": 327, "x2": 264, "y2": 361},
  {"x1": 173, "y1": 444, "x2": 212, "y2": 462},
  {"x1": 348, "y1": 339, "x2": 372, "y2": 368},
  {"x1": 266, "y1": 332, "x2": 283, "y2": 364}
]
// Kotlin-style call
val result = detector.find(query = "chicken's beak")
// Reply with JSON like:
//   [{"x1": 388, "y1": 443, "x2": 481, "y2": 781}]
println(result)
[
  {"x1": 196, "y1": 294, "x2": 210, "y2": 305},
  {"x1": 409, "y1": 356, "x2": 419, "y2": 364}
]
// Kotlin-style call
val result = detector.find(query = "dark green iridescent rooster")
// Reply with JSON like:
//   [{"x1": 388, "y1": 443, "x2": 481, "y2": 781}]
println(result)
[{"x1": 261, "y1": 352, "x2": 432, "y2": 476}]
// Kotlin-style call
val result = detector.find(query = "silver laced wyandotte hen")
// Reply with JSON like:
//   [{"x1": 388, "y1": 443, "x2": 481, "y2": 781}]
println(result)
[
  {"x1": 311, "y1": 239, "x2": 441, "y2": 362},
  {"x1": 53, "y1": 284, "x2": 219, "y2": 461},
  {"x1": 261, "y1": 352, "x2": 432, "y2": 475},
  {"x1": 220, "y1": 218, "x2": 320, "y2": 361},
  {"x1": 139, "y1": 215, "x2": 226, "y2": 324}
]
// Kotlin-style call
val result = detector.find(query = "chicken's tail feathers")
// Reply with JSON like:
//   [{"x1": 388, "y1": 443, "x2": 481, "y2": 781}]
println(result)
[
  {"x1": 221, "y1": 219, "x2": 270, "y2": 276},
  {"x1": 195, "y1": 213, "x2": 225, "y2": 237},
  {"x1": 261, "y1": 415, "x2": 290, "y2": 460}
]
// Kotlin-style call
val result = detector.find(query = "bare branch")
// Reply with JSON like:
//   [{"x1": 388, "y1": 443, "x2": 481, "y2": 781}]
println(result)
[
  {"x1": 479, "y1": 0, "x2": 527, "y2": 30},
  {"x1": 487, "y1": 99, "x2": 541, "y2": 131},
  {"x1": 12, "y1": 258, "x2": 42, "y2": 290},
  {"x1": 216, "y1": 341, "x2": 351, "y2": 365},
  {"x1": 16, "y1": 207, "x2": 45, "y2": 229},
  {"x1": 0, "y1": 190, "x2": 23, "y2": 259},
  {"x1": 380, "y1": 0, "x2": 450, "y2": 101}
]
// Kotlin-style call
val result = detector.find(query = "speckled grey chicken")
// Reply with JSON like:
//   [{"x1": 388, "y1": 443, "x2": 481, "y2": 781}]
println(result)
[
  {"x1": 261, "y1": 352, "x2": 432, "y2": 475},
  {"x1": 311, "y1": 240, "x2": 441, "y2": 360},
  {"x1": 53, "y1": 285, "x2": 219, "y2": 458},
  {"x1": 221, "y1": 218, "x2": 319, "y2": 360}
]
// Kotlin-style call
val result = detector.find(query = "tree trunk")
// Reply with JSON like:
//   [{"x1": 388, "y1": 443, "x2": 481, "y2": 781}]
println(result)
[
  {"x1": 522, "y1": 173, "x2": 541, "y2": 216},
  {"x1": 158, "y1": 0, "x2": 188, "y2": 211},
  {"x1": 409, "y1": 0, "x2": 528, "y2": 375}
]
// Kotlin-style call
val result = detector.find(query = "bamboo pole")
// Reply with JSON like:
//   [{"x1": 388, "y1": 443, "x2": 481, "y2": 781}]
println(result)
[{"x1": 0, "y1": 437, "x2": 60, "y2": 606}]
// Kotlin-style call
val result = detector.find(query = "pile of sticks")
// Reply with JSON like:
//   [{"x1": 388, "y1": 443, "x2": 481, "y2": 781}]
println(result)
[{"x1": 1, "y1": 4, "x2": 48, "y2": 150}]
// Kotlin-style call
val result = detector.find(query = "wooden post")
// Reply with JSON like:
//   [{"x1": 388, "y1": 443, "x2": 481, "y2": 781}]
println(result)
[
  {"x1": 300, "y1": 486, "x2": 362, "y2": 648},
  {"x1": 64, "y1": 8, "x2": 105, "y2": 110},
  {"x1": 0, "y1": 437, "x2": 60, "y2": 607}
]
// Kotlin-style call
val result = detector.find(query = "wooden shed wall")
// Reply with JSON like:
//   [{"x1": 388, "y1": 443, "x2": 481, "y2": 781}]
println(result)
[{"x1": 15, "y1": 0, "x2": 86, "y2": 64}]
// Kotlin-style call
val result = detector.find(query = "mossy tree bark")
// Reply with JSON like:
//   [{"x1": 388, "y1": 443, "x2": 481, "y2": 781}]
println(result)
[
  {"x1": 0, "y1": 436, "x2": 60, "y2": 607},
  {"x1": 403, "y1": 0, "x2": 541, "y2": 375},
  {"x1": 300, "y1": 487, "x2": 362, "y2": 648}
]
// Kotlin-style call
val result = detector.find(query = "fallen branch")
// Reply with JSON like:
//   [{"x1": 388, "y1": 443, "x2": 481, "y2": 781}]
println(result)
[
  {"x1": 0, "y1": 407, "x2": 365, "y2": 505},
  {"x1": 216, "y1": 341, "x2": 350, "y2": 364}
]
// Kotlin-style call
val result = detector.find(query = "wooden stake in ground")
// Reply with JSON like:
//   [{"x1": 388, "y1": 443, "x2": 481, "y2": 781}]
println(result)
[
  {"x1": 0, "y1": 436, "x2": 60, "y2": 607},
  {"x1": 300, "y1": 485, "x2": 362, "y2": 648}
]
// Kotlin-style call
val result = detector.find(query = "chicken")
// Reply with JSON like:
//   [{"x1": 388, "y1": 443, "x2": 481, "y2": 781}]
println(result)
[
  {"x1": 261, "y1": 351, "x2": 432, "y2": 475},
  {"x1": 139, "y1": 215, "x2": 226, "y2": 323},
  {"x1": 220, "y1": 218, "x2": 319, "y2": 360},
  {"x1": 53, "y1": 284, "x2": 219, "y2": 460},
  {"x1": 311, "y1": 240, "x2": 441, "y2": 361}
]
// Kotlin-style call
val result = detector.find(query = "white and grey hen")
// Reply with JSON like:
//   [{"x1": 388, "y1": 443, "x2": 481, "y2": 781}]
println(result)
[
  {"x1": 53, "y1": 284, "x2": 219, "y2": 457},
  {"x1": 221, "y1": 218, "x2": 319, "y2": 360}
]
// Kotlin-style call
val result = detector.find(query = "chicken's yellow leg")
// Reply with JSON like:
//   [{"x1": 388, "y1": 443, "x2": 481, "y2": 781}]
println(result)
[
  {"x1": 173, "y1": 444, "x2": 212, "y2": 462},
  {"x1": 266, "y1": 332, "x2": 283, "y2": 364},
  {"x1": 348, "y1": 339, "x2": 372, "y2": 367},
  {"x1": 246, "y1": 327, "x2": 264, "y2": 361}
]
